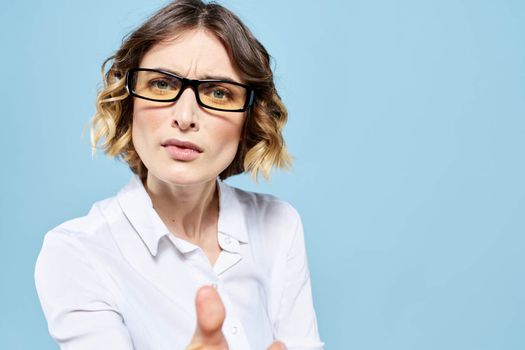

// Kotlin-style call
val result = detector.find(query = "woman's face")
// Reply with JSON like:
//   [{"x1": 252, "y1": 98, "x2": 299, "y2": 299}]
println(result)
[{"x1": 132, "y1": 29, "x2": 246, "y2": 186}]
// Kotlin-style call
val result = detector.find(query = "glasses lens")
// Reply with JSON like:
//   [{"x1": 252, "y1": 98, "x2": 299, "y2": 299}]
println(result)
[
  {"x1": 198, "y1": 82, "x2": 247, "y2": 111},
  {"x1": 131, "y1": 70, "x2": 182, "y2": 100}
]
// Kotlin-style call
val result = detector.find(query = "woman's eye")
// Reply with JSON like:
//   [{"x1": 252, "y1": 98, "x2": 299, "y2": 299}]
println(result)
[
  {"x1": 212, "y1": 89, "x2": 228, "y2": 99},
  {"x1": 150, "y1": 79, "x2": 171, "y2": 90},
  {"x1": 206, "y1": 86, "x2": 232, "y2": 100}
]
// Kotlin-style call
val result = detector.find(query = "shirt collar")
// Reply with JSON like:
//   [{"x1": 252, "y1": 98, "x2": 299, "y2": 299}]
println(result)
[
  {"x1": 117, "y1": 175, "x2": 248, "y2": 257},
  {"x1": 117, "y1": 175, "x2": 170, "y2": 257},
  {"x1": 217, "y1": 179, "x2": 249, "y2": 244}
]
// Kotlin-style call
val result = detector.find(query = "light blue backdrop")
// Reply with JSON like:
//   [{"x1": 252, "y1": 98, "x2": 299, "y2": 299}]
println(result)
[{"x1": 1, "y1": 0, "x2": 524, "y2": 349}]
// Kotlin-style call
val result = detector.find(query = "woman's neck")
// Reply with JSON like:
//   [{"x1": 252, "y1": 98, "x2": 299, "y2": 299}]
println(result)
[{"x1": 143, "y1": 174, "x2": 219, "y2": 244}]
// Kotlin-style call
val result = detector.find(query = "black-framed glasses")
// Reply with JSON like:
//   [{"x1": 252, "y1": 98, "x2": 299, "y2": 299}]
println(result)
[{"x1": 126, "y1": 68, "x2": 255, "y2": 112}]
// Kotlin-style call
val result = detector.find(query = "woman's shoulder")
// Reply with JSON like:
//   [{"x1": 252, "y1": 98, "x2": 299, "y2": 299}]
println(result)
[
  {"x1": 218, "y1": 182, "x2": 307, "y2": 264},
  {"x1": 219, "y1": 181, "x2": 302, "y2": 225},
  {"x1": 35, "y1": 194, "x2": 124, "y2": 285},
  {"x1": 217, "y1": 183, "x2": 301, "y2": 232},
  {"x1": 41, "y1": 193, "x2": 122, "y2": 254},
  {"x1": 34, "y1": 196, "x2": 123, "y2": 321}
]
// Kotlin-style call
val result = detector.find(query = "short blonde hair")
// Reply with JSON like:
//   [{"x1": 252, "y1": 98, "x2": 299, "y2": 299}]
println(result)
[{"x1": 90, "y1": 0, "x2": 292, "y2": 181}]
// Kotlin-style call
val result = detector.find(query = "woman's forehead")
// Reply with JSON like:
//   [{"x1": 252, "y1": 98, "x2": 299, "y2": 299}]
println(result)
[{"x1": 139, "y1": 29, "x2": 241, "y2": 81}]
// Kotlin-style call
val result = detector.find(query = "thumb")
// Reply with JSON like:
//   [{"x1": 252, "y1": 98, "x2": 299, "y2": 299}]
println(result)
[
  {"x1": 267, "y1": 341, "x2": 287, "y2": 350},
  {"x1": 187, "y1": 285, "x2": 228, "y2": 349}
]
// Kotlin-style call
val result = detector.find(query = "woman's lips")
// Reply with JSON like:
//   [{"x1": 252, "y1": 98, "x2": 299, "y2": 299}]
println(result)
[
  {"x1": 164, "y1": 144, "x2": 201, "y2": 161},
  {"x1": 162, "y1": 139, "x2": 203, "y2": 161}
]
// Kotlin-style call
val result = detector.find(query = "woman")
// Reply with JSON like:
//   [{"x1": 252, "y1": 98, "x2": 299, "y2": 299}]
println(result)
[{"x1": 35, "y1": 1, "x2": 323, "y2": 349}]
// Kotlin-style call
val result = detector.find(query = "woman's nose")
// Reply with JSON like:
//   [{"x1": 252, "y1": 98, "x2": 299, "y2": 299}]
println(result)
[{"x1": 171, "y1": 88, "x2": 199, "y2": 131}]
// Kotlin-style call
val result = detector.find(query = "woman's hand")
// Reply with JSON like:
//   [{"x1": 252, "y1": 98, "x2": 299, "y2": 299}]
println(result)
[{"x1": 186, "y1": 286, "x2": 286, "y2": 350}]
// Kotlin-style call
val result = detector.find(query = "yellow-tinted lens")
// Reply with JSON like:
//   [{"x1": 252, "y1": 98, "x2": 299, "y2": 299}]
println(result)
[
  {"x1": 133, "y1": 70, "x2": 182, "y2": 100},
  {"x1": 198, "y1": 82, "x2": 247, "y2": 110}
]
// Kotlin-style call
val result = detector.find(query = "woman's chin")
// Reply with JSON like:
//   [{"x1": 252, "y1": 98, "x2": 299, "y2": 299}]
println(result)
[{"x1": 146, "y1": 167, "x2": 218, "y2": 188}]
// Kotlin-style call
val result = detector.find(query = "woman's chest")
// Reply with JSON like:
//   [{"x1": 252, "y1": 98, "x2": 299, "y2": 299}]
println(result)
[{"x1": 105, "y1": 240, "x2": 275, "y2": 350}]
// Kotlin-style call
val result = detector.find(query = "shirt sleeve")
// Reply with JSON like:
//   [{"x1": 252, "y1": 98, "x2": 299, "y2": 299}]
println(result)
[
  {"x1": 272, "y1": 208, "x2": 324, "y2": 350},
  {"x1": 34, "y1": 230, "x2": 135, "y2": 350}
]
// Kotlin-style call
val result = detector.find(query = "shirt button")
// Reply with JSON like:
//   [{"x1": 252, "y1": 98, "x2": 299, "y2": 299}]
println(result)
[
  {"x1": 231, "y1": 326, "x2": 238, "y2": 335},
  {"x1": 224, "y1": 237, "x2": 231, "y2": 245}
]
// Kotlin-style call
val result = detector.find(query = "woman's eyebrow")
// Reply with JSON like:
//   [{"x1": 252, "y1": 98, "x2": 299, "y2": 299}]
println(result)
[
  {"x1": 153, "y1": 67, "x2": 240, "y2": 83},
  {"x1": 199, "y1": 74, "x2": 239, "y2": 83},
  {"x1": 152, "y1": 67, "x2": 183, "y2": 76}
]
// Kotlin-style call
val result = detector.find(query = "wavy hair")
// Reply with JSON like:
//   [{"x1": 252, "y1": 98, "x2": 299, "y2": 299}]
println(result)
[{"x1": 90, "y1": 0, "x2": 292, "y2": 181}]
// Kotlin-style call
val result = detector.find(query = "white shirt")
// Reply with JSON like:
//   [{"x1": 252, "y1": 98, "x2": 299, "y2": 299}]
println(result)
[{"x1": 35, "y1": 175, "x2": 323, "y2": 350}]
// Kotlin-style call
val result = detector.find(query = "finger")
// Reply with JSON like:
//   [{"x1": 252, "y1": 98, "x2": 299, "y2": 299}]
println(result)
[
  {"x1": 267, "y1": 341, "x2": 287, "y2": 350},
  {"x1": 195, "y1": 285, "x2": 225, "y2": 336},
  {"x1": 188, "y1": 285, "x2": 227, "y2": 348}
]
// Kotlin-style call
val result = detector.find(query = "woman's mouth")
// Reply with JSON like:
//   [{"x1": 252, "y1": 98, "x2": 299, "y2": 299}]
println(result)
[{"x1": 161, "y1": 138, "x2": 203, "y2": 161}]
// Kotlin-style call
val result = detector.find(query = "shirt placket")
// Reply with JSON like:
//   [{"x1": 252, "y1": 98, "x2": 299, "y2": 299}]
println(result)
[
  {"x1": 214, "y1": 232, "x2": 252, "y2": 350},
  {"x1": 169, "y1": 232, "x2": 252, "y2": 349}
]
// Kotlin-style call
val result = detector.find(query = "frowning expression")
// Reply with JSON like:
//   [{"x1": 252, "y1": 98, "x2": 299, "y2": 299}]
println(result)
[{"x1": 131, "y1": 29, "x2": 247, "y2": 186}]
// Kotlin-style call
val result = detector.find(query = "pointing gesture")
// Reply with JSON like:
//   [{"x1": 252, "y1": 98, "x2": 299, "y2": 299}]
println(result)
[{"x1": 186, "y1": 286, "x2": 287, "y2": 350}]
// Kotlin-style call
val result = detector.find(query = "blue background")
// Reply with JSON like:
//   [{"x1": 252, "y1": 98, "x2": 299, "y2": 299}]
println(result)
[{"x1": 1, "y1": 0, "x2": 524, "y2": 349}]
